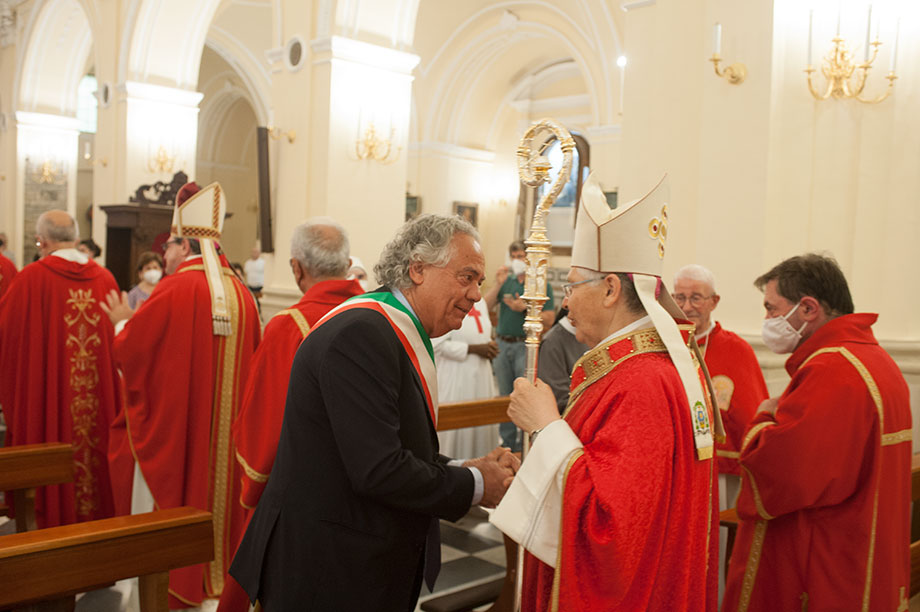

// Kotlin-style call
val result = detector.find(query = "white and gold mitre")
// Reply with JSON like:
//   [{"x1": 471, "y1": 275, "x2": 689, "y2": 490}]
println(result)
[
  {"x1": 171, "y1": 182, "x2": 226, "y2": 240},
  {"x1": 571, "y1": 172, "x2": 723, "y2": 460},
  {"x1": 571, "y1": 172, "x2": 669, "y2": 274},
  {"x1": 172, "y1": 181, "x2": 232, "y2": 336}
]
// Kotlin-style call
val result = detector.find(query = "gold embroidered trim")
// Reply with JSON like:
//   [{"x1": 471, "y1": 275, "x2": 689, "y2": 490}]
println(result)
[
  {"x1": 717, "y1": 450, "x2": 741, "y2": 459},
  {"x1": 178, "y1": 264, "x2": 235, "y2": 276},
  {"x1": 207, "y1": 274, "x2": 244, "y2": 595},
  {"x1": 280, "y1": 308, "x2": 311, "y2": 338},
  {"x1": 798, "y1": 346, "x2": 885, "y2": 612},
  {"x1": 236, "y1": 449, "x2": 269, "y2": 483},
  {"x1": 800, "y1": 592, "x2": 809, "y2": 612},
  {"x1": 737, "y1": 519, "x2": 768, "y2": 612},
  {"x1": 742, "y1": 465, "x2": 774, "y2": 520},
  {"x1": 741, "y1": 422, "x2": 774, "y2": 453},
  {"x1": 881, "y1": 428, "x2": 911, "y2": 446},
  {"x1": 565, "y1": 327, "x2": 668, "y2": 415},
  {"x1": 550, "y1": 449, "x2": 584, "y2": 612}
]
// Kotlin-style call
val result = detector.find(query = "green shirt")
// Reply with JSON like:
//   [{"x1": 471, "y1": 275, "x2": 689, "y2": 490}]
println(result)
[{"x1": 495, "y1": 276, "x2": 555, "y2": 338}]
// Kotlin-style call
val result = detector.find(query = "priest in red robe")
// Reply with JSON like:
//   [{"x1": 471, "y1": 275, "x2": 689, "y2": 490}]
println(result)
[
  {"x1": 233, "y1": 218, "x2": 362, "y2": 510},
  {"x1": 491, "y1": 174, "x2": 722, "y2": 611},
  {"x1": 103, "y1": 182, "x2": 260, "y2": 609},
  {"x1": 672, "y1": 263, "x2": 767, "y2": 601},
  {"x1": 0, "y1": 211, "x2": 119, "y2": 528},
  {"x1": 723, "y1": 254, "x2": 911, "y2": 612},
  {"x1": 0, "y1": 251, "x2": 16, "y2": 298}
]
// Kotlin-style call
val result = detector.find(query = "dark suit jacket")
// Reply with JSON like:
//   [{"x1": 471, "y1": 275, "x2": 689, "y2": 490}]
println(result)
[{"x1": 230, "y1": 303, "x2": 474, "y2": 611}]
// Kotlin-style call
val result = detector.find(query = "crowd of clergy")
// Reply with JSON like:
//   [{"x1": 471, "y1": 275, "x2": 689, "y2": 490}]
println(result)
[{"x1": 0, "y1": 173, "x2": 910, "y2": 612}]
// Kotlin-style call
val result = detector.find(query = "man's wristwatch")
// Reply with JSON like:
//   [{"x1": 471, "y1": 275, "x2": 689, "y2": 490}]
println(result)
[{"x1": 529, "y1": 426, "x2": 545, "y2": 446}]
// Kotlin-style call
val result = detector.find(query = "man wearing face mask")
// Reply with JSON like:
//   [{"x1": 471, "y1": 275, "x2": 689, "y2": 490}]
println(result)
[
  {"x1": 722, "y1": 253, "x2": 911, "y2": 612},
  {"x1": 483, "y1": 241, "x2": 555, "y2": 451}
]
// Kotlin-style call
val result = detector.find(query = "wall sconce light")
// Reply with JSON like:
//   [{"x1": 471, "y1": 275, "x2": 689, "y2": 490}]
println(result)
[
  {"x1": 805, "y1": 7, "x2": 897, "y2": 104},
  {"x1": 267, "y1": 126, "x2": 296, "y2": 143},
  {"x1": 355, "y1": 123, "x2": 400, "y2": 165},
  {"x1": 709, "y1": 23, "x2": 747, "y2": 85},
  {"x1": 147, "y1": 146, "x2": 176, "y2": 174},
  {"x1": 82, "y1": 142, "x2": 108, "y2": 168}
]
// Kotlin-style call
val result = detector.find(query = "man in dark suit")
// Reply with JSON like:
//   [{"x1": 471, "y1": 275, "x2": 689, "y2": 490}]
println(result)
[{"x1": 229, "y1": 214, "x2": 517, "y2": 611}]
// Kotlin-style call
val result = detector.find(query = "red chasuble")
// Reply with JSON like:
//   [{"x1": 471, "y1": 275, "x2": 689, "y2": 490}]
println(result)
[
  {"x1": 0, "y1": 255, "x2": 119, "y2": 527},
  {"x1": 108, "y1": 256, "x2": 260, "y2": 609},
  {"x1": 723, "y1": 314, "x2": 911, "y2": 612},
  {"x1": 0, "y1": 253, "x2": 16, "y2": 298},
  {"x1": 233, "y1": 279, "x2": 363, "y2": 508},
  {"x1": 523, "y1": 327, "x2": 719, "y2": 612},
  {"x1": 697, "y1": 322, "x2": 767, "y2": 476}
]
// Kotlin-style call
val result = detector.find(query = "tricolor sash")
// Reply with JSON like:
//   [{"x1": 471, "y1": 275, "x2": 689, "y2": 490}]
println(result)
[{"x1": 313, "y1": 291, "x2": 439, "y2": 428}]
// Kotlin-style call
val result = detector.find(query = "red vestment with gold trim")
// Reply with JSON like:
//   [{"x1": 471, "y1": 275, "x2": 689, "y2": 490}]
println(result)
[
  {"x1": 723, "y1": 314, "x2": 911, "y2": 612},
  {"x1": 233, "y1": 279, "x2": 363, "y2": 509},
  {"x1": 0, "y1": 253, "x2": 17, "y2": 299},
  {"x1": 0, "y1": 255, "x2": 119, "y2": 527},
  {"x1": 108, "y1": 256, "x2": 260, "y2": 609},
  {"x1": 697, "y1": 322, "x2": 767, "y2": 476},
  {"x1": 522, "y1": 328, "x2": 719, "y2": 611}
]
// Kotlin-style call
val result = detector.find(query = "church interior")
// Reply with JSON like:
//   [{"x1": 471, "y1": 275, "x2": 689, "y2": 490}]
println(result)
[{"x1": 0, "y1": 0, "x2": 919, "y2": 609}]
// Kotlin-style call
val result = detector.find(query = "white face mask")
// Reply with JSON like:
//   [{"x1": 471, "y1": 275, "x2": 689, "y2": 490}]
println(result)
[
  {"x1": 761, "y1": 302, "x2": 806, "y2": 354},
  {"x1": 142, "y1": 268, "x2": 163, "y2": 286},
  {"x1": 510, "y1": 258, "x2": 527, "y2": 277}
]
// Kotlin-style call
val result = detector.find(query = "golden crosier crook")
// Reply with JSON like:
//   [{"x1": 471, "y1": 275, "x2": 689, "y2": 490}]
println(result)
[{"x1": 512, "y1": 117, "x2": 575, "y2": 612}]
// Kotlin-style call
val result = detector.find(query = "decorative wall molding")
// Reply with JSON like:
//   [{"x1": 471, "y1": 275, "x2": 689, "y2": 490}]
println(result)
[
  {"x1": 310, "y1": 36, "x2": 420, "y2": 75},
  {"x1": 409, "y1": 141, "x2": 495, "y2": 163}
]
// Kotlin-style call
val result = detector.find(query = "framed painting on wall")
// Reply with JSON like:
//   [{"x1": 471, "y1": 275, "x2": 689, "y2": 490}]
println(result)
[
  {"x1": 452, "y1": 201, "x2": 478, "y2": 228},
  {"x1": 406, "y1": 194, "x2": 421, "y2": 221}
]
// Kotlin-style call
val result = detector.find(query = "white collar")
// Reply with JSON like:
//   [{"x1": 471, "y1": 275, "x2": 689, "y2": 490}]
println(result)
[
  {"x1": 558, "y1": 316, "x2": 576, "y2": 335},
  {"x1": 51, "y1": 248, "x2": 89, "y2": 264},
  {"x1": 594, "y1": 315, "x2": 653, "y2": 348}
]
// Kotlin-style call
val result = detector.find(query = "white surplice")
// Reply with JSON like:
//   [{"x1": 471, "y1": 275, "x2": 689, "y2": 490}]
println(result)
[{"x1": 433, "y1": 299, "x2": 499, "y2": 459}]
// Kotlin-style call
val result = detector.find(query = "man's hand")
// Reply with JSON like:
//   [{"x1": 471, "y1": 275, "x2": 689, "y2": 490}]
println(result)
[
  {"x1": 508, "y1": 378, "x2": 561, "y2": 434},
  {"x1": 757, "y1": 397, "x2": 779, "y2": 416},
  {"x1": 502, "y1": 293, "x2": 527, "y2": 312},
  {"x1": 464, "y1": 447, "x2": 519, "y2": 508},
  {"x1": 100, "y1": 289, "x2": 134, "y2": 326},
  {"x1": 495, "y1": 265, "x2": 510, "y2": 287},
  {"x1": 468, "y1": 341, "x2": 499, "y2": 360}
]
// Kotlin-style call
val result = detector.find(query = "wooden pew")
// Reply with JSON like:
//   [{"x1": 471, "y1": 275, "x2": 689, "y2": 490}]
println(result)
[
  {"x1": 422, "y1": 397, "x2": 513, "y2": 612},
  {"x1": 0, "y1": 443, "x2": 74, "y2": 531},
  {"x1": 0, "y1": 506, "x2": 213, "y2": 611}
]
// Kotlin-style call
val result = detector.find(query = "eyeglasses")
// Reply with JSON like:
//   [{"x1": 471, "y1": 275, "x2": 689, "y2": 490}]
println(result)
[
  {"x1": 671, "y1": 293, "x2": 714, "y2": 307},
  {"x1": 562, "y1": 278, "x2": 600, "y2": 298}
]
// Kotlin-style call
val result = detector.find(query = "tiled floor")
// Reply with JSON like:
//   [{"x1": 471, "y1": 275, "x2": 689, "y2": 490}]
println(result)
[{"x1": 415, "y1": 508, "x2": 507, "y2": 611}]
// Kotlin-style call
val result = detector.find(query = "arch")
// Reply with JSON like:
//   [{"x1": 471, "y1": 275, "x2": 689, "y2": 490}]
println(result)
[
  {"x1": 203, "y1": 33, "x2": 271, "y2": 126},
  {"x1": 120, "y1": 0, "x2": 224, "y2": 89},
  {"x1": 15, "y1": 0, "x2": 95, "y2": 115},
  {"x1": 417, "y1": 2, "x2": 619, "y2": 149}
]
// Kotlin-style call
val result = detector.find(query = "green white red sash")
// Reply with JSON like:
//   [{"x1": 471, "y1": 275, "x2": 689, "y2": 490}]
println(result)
[{"x1": 313, "y1": 291, "x2": 439, "y2": 427}]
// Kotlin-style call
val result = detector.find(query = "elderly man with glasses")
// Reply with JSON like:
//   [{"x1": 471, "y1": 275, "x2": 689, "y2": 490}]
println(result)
[{"x1": 672, "y1": 263, "x2": 767, "y2": 602}]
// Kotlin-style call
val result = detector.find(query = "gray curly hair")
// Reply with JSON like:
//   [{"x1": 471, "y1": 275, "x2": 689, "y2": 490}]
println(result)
[{"x1": 375, "y1": 214, "x2": 480, "y2": 290}]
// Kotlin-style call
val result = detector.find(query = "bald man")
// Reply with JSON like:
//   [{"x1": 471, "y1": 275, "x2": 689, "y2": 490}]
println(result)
[{"x1": 0, "y1": 211, "x2": 120, "y2": 527}]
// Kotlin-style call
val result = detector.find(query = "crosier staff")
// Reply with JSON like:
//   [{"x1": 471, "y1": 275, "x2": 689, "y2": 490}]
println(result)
[{"x1": 512, "y1": 118, "x2": 575, "y2": 612}]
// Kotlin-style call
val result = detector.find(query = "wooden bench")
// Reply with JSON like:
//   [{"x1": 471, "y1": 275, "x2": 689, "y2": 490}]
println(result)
[
  {"x1": 0, "y1": 442, "x2": 74, "y2": 531},
  {"x1": 0, "y1": 506, "x2": 213, "y2": 611},
  {"x1": 422, "y1": 397, "x2": 513, "y2": 612}
]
